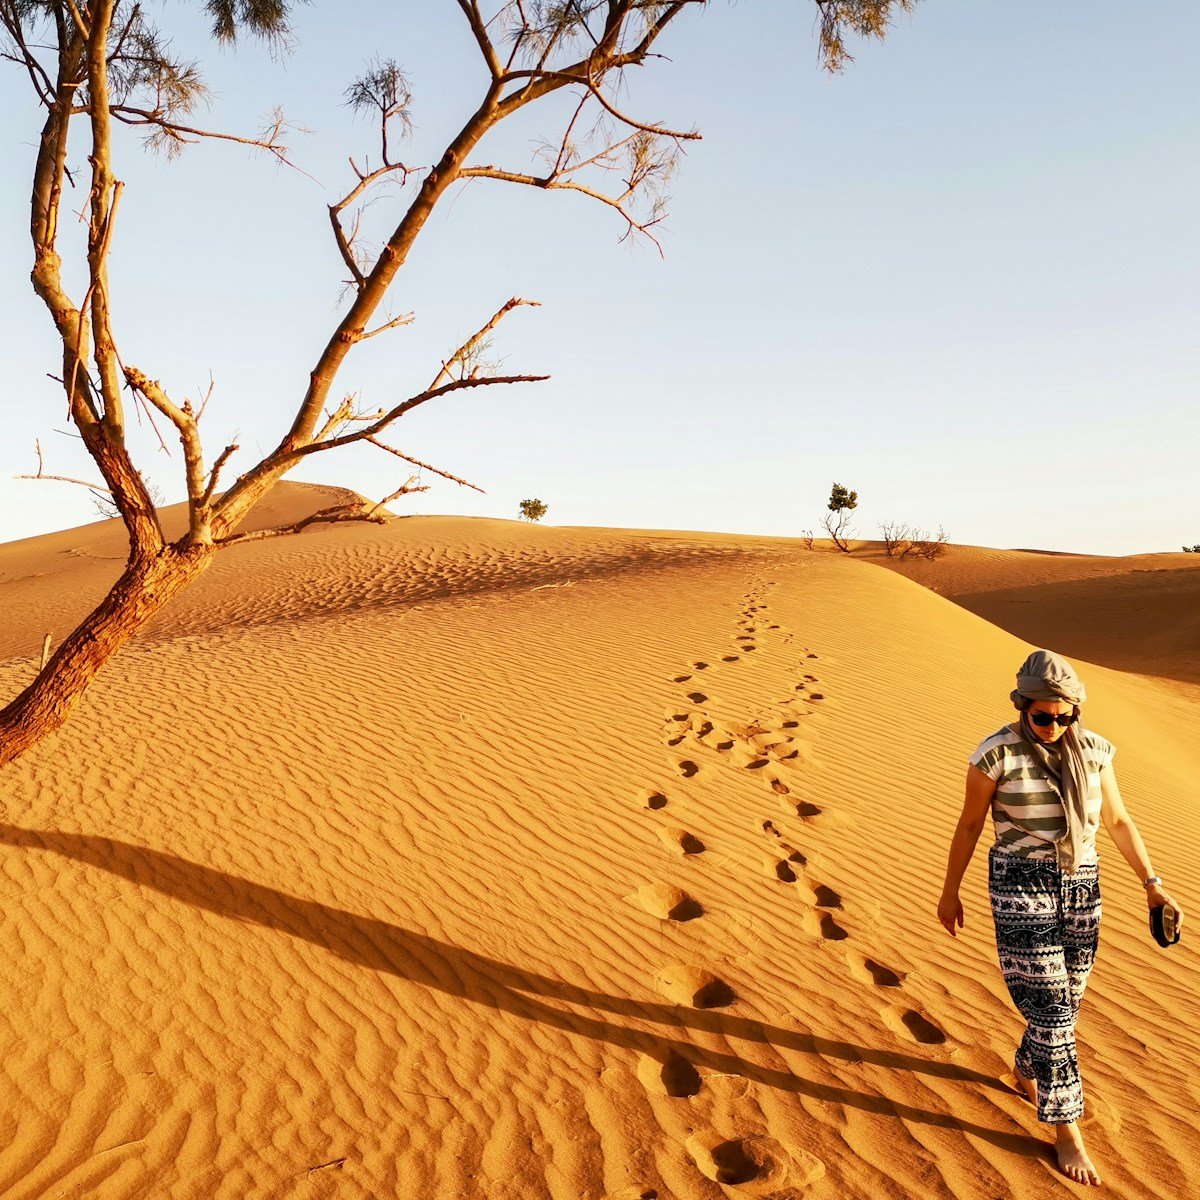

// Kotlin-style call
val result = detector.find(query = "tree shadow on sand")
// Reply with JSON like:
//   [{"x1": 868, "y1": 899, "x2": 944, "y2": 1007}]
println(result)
[{"x1": 0, "y1": 822, "x2": 1045, "y2": 1159}]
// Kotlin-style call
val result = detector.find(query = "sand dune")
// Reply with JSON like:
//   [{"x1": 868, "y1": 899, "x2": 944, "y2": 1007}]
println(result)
[
  {"x1": 870, "y1": 542, "x2": 1200, "y2": 692},
  {"x1": 0, "y1": 487, "x2": 1196, "y2": 1198}
]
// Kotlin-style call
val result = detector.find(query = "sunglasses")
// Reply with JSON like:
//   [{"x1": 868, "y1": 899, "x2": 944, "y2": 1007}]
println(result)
[{"x1": 1029, "y1": 711, "x2": 1077, "y2": 728}]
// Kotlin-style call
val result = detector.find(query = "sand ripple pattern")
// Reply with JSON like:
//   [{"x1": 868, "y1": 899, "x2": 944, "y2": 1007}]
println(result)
[{"x1": 0, "y1": 493, "x2": 1195, "y2": 1198}]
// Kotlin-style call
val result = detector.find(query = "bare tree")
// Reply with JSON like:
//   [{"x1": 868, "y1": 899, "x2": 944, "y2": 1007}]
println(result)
[{"x1": 0, "y1": 0, "x2": 917, "y2": 768}]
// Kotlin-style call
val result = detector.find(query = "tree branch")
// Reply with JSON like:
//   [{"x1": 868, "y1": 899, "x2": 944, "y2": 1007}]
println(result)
[
  {"x1": 214, "y1": 484, "x2": 429, "y2": 546},
  {"x1": 0, "y1": 9, "x2": 55, "y2": 106},
  {"x1": 123, "y1": 365, "x2": 210, "y2": 543},
  {"x1": 456, "y1": 0, "x2": 502, "y2": 79},
  {"x1": 361, "y1": 310, "x2": 415, "y2": 340},
  {"x1": 110, "y1": 104, "x2": 297, "y2": 167},
  {"x1": 427, "y1": 296, "x2": 541, "y2": 390},
  {"x1": 14, "y1": 438, "x2": 112, "y2": 495},
  {"x1": 459, "y1": 164, "x2": 665, "y2": 252},
  {"x1": 363, "y1": 437, "x2": 486, "y2": 493},
  {"x1": 295, "y1": 373, "x2": 550, "y2": 462},
  {"x1": 201, "y1": 442, "x2": 240, "y2": 507}
]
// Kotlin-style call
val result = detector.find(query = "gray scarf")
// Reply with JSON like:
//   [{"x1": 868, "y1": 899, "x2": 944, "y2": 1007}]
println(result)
[{"x1": 1009, "y1": 650, "x2": 1091, "y2": 871}]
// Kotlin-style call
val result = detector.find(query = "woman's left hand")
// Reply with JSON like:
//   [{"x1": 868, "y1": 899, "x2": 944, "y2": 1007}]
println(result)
[{"x1": 1148, "y1": 885, "x2": 1184, "y2": 931}]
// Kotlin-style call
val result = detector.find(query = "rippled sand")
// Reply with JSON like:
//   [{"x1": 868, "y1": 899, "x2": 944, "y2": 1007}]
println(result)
[{"x1": 1, "y1": 484, "x2": 1195, "y2": 1198}]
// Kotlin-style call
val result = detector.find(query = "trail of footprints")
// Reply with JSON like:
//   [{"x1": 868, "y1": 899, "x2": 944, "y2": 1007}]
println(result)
[{"x1": 626, "y1": 577, "x2": 947, "y2": 1191}]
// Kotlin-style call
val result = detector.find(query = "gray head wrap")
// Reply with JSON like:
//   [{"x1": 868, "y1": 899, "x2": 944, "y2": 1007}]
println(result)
[
  {"x1": 1010, "y1": 648, "x2": 1087, "y2": 709},
  {"x1": 1009, "y1": 649, "x2": 1090, "y2": 871}
]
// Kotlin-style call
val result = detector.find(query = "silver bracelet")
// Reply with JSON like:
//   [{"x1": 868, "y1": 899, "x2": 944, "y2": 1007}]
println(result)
[{"x1": 1143, "y1": 875, "x2": 1163, "y2": 888}]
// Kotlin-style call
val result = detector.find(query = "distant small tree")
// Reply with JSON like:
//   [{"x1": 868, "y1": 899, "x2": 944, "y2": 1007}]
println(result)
[
  {"x1": 800, "y1": 529, "x2": 815, "y2": 551},
  {"x1": 519, "y1": 499, "x2": 548, "y2": 523},
  {"x1": 822, "y1": 483, "x2": 858, "y2": 553}
]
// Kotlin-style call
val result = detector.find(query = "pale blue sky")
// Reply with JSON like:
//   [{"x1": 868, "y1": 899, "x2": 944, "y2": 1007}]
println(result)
[{"x1": 1, "y1": 1, "x2": 1196, "y2": 554}]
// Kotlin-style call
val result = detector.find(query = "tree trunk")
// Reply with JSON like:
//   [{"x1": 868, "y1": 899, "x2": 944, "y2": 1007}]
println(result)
[{"x1": 0, "y1": 543, "x2": 216, "y2": 768}]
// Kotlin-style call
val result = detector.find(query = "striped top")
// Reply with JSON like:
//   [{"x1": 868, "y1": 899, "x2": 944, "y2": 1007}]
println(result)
[{"x1": 968, "y1": 723, "x2": 1116, "y2": 864}]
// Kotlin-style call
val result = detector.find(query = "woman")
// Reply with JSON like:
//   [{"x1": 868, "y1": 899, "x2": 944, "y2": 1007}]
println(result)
[{"x1": 938, "y1": 649, "x2": 1183, "y2": 1187}]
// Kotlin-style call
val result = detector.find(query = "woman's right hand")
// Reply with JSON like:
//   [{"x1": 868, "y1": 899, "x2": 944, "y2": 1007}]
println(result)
[{"x1": 938, "y1": 891, "x2": 964, "y2": 936}]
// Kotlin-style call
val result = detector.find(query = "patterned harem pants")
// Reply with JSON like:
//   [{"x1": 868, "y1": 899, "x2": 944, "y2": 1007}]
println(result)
[{"x1": 987, "y1": 845, "x2": 1102, "y2": 1124}]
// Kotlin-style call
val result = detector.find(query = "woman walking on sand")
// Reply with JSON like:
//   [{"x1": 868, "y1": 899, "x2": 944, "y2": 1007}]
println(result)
[{"x1": 938, "y1": 649, "x2": 1183, "y2": 1187}]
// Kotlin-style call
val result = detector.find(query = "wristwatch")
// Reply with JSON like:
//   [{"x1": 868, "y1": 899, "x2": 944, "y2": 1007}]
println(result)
[{"x1": 1143, "y1": 875, "x2": 1163, "y2": 888}]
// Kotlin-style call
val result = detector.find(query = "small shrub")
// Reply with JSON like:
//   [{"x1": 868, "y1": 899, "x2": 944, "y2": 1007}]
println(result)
[
  {"x1": 519, "y1": 498, "x2": 548, "y2": 522},
  {"x1": 903, "y1": 524, "x2": 949, "y2": 561},
  {"x1": 1184, "y1": 545, "x2": 1200, "y2": 553},
  {"x1": 879, "y1": 520, "x2": 911, "y2": 557},
  {"x1": 801, "y1": 528, "x2": 815, "y2": 551}
]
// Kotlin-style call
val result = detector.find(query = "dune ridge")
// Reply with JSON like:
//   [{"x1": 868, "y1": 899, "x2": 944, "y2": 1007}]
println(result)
[{"x1": 0, "y1": 485, "x2": 1196, "y2": 1198}]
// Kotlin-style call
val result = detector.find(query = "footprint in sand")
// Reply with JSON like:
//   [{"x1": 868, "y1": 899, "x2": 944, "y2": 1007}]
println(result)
[
  {"x1": 762, "y1": 824, "x2": 808, "y2": 862},
  {"x1": 686, "y1": 691, "x2": 708, "y2": 704},
  {"x1": 807, "y1": 653, "x2": 819, "y2": 659},
  {"x1": 780, "y1": 797, "x2": 822, "y2": 819},
  {"x1": 715, "y1": 739, "x2": 734, "y2": 752},
  {"x1": 666, "y1": 735, "x2": 686, "y2": 747},
  {"x1": 657, "y1": 964, "x2": 736, "y2": 1008},
  {"x1": 658, "y1": 827, "x2": 705, "y2": 856},
  {"x1": 673, "y1": 674, "x2": 692, "y2": 683},
  {"x1": 639, "y1": 789, "x2": 669, "y2": 810},
  {"x1": 812, "y1": 883, "x2": 842, "y2": 909},
  {"x1": 685, "y1": 1132, "x2": 824, "y2": 1192},
  {"x1": 692, "y1": 661, "x2": 709, "y2": 670},
  {"x1": 637, "y1": 882, "x2": 703, "y2": 921},
  {"x1": 781, "y1": 720, "x2": 800, "y2": 730},
  {"x1": 694, "y1": 720, "x2": 714, "y2": 739},
  {"x1": 637, "y1": 1050, "x2": 702, "y2": 1098},
  {"x1": 803, "y1": 911, "x2": 848, "y2": 941},
  {"x1": 768, "y1": 777, "x2": 790, "y2": 795},
  {"x1": 845, "y1": 950, "x2": 904, "y2": 988},
  {"x1": 882, "y1": 1004, "x2": 947, "y2": 1045},
  {"x1": 762, "y1": 855, "x2": 798, "y2": 883},
  {"x1": 722, "y1": 655, "x2": 740, "y2": 662},
  {"x1": 807, "y1": 693, "x2": 825, "y2": 702},
  {"x1": 676, "y1": 759, "x2": 700, "y2": 779}
]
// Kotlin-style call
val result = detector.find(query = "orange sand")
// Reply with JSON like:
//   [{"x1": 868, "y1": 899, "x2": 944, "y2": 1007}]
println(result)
[
  {"x1": 0, "y1": 484, "x2": 1196, "y2": 1198},
  {"x1": 873, "y1": 541, "x2": 1200, "y2": 692}
]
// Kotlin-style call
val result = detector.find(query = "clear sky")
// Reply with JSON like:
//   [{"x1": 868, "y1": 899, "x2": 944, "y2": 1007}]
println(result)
[{"x1": 1, "y1": 1, "x2": 1196, "y2": 555}]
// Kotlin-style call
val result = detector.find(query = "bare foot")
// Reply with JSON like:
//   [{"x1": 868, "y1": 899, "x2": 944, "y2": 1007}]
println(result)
[
  {"x1": 1055, "y1": 1123, "x2": 1102, "y2": 1186},
  {"x1": 1013, "y1": 1060, "x2": 1037, "y2": 1106}
]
